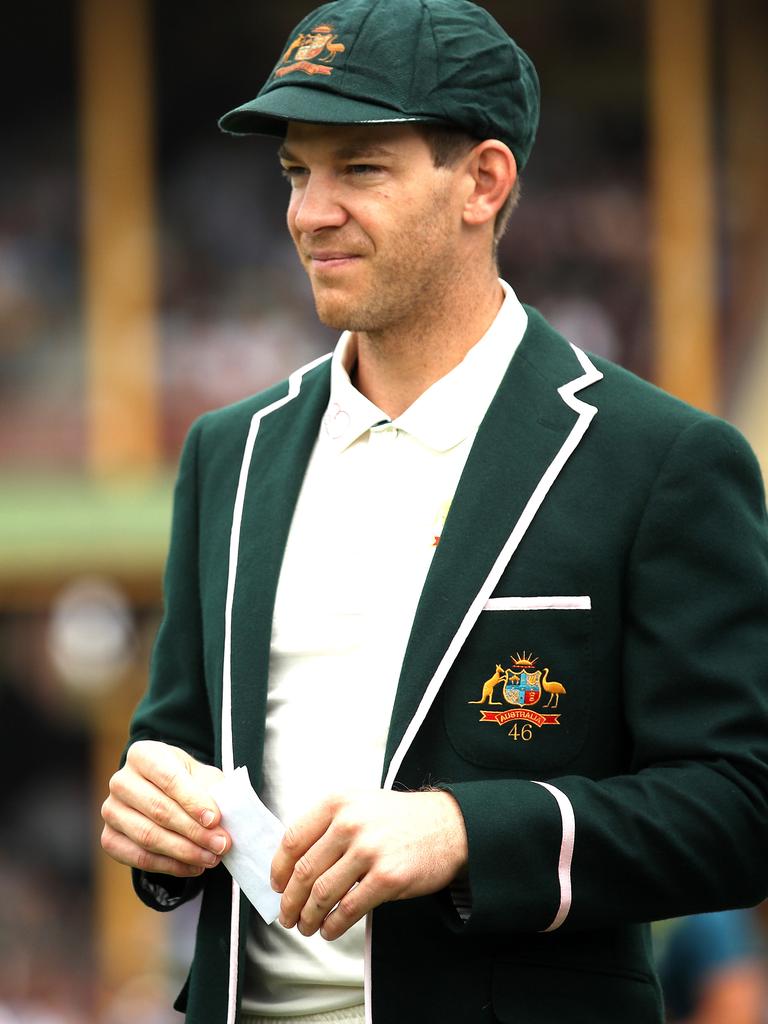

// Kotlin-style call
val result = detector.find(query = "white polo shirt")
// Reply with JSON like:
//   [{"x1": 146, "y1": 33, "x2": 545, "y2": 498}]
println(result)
[{"x1": 242, "y1": 281, "x2": 528, "y2": 1016}]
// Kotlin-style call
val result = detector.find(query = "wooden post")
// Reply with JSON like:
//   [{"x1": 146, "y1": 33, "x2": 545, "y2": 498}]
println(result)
[
  {"x1": 78, "y1": 0, "x2": 167, "y2": 1006},
  {"x1": 80, "y1": 0, "x2": 160, "y2": 475},
  {"x1": 724, "y1": 0, "x2": 768, "y2": 477},
  {"x1": 723, "y1": 0, "x2": 768, "y2": 356},
  {"x1": 648, "y1": 0, "x2": 717, "y2": 412}
]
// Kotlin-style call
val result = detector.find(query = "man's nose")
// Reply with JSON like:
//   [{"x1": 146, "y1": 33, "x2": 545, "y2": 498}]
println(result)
[{"x1": 290, "y1": 175, "x2": 348, "y2": 234}]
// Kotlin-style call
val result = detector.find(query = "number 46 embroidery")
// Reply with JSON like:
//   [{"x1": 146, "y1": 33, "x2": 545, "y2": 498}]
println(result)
[{"x1": 509, "y1": 723, "x2": 533, "y2": 741}]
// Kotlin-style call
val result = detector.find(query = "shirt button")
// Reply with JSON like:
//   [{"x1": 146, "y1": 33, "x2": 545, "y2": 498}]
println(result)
[{"x1": 369, "y1": 423, "x2": 397, "y2": 443}]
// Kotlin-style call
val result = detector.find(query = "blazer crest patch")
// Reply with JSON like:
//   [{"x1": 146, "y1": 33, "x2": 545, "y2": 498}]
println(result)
[{"x1": 468, "y1": 653, "x2": 567, "y2": 737}]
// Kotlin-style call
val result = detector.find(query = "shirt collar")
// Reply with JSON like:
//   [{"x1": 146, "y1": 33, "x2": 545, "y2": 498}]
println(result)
[{"x1": 322, "y1": 279, "x2": 528, "y2": 453}]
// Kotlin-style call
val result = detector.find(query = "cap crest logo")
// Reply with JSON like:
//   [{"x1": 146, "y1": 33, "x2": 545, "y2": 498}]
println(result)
[{"x1": 275, "y1": 24, "x2": 346, "y2": 78}]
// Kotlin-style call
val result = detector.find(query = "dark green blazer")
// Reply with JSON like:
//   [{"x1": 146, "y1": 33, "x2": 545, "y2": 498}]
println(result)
[{"x1": 129, "y1": 309, "x2": 768, "y2": 1024}]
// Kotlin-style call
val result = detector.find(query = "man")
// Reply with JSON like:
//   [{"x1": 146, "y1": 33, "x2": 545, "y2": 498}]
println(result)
[{"x1": 100, "y1": 2, "x2": 768, "y2": 1023}]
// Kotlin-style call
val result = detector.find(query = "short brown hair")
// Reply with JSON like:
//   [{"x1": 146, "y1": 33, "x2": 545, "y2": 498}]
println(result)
[{"x1": 415, "y1": 124, "x2": 520, "y2": 250}]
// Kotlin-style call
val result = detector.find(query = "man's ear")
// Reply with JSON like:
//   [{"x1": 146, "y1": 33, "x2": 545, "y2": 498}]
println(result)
[{"x1": 461, "y1": 140, "x2": 517, "y2": 228}]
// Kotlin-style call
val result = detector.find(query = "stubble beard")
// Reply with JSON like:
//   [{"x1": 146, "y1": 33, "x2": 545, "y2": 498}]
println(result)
[{"x1": 310, "y1": 263, "x2": 432, "y2": 335}]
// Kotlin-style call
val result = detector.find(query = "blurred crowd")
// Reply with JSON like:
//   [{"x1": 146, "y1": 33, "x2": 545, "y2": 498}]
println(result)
[{"x1": 0, "y1": 132, "x2": 649, "y2": 470}]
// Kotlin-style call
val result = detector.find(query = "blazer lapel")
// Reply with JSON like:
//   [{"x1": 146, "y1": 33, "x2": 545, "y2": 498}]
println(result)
[
  {"x1": 224, "y1": 355, "x2": 332, "y2": 781},
  {"x1": 383, "y1": 311, "x2": 603, "y2": 782}
]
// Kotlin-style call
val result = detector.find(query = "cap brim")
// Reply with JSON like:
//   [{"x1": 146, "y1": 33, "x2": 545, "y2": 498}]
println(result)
[{"x1": 219, "y1": 84, "x2": 446, "y2": 136}]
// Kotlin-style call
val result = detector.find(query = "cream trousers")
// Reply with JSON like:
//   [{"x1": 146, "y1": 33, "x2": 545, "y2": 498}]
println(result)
[{"x1": 241, "y1": 1006, "x2": 365, "y2": 1024}]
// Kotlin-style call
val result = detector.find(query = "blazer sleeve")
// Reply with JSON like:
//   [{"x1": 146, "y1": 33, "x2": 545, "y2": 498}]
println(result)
[
  {"x1": 442, "y1": 417, "x2": 768, "y2": 935},
  {"x1": 125, "y1": 416, "x2": 217, "y2": 911}
]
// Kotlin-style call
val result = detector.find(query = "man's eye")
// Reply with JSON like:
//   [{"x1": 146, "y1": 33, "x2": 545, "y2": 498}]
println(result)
[
  {"x1": 280, "y1": 165, "x2": 307, "y2": 182},
  {"x1": 347, "y1": 164, "x2": 380, "y2": 176}
]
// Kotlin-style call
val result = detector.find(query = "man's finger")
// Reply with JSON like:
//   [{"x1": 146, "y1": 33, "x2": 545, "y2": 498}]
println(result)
[
  {"x1": 278, "y1": 829, "x2": 353, "y2": 930},
  {"x1": 126, "y1": 740, "x2": 222, "y2": 828},
  {"x1": 292, "y1": 850, "x2": 365, "y2": 936},
  {"x1": 102, "y1": 798, "x2": 225, "y2": 869},
  {"x1": 108, "y1": 770, "x2": 229, "y2": 856},
  {"x1": 319, "y1": 876, "x2": 376, "y2": 941},
  {"x1": 100, "y1": 823, "x2": 207, "y2": 878},
  {"x1": 271, "y1": 797, "x2": 339, "y2": 892}
]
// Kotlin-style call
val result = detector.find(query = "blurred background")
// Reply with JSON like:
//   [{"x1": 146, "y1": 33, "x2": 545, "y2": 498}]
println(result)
[{"x1": 1, "y1": 1, "x2": 767, "y2": 1021}]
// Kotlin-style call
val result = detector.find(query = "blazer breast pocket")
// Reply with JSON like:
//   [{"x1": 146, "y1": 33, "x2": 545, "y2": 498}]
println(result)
[{"x1": 443, "y1": 597, "x2": 592, "y2": 772}]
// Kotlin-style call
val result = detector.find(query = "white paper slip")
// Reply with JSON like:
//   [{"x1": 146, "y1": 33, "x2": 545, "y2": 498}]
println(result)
[{"x1": 211, "y1": 766, "x2": 285, "y2": 924}]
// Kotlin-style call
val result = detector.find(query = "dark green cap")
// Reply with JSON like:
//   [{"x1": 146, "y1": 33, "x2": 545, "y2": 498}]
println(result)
[{"x1": 219, "y1": 0, "x2": 540, "y2": 171}]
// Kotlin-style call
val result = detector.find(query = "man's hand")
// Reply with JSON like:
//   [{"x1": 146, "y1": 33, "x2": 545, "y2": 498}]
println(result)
[
  {"x1": 101, "y1": 740, "x2": 231, "y2": 878},
  {"x1": 271, "y1": 789, "x2": 468, "y2": 940}
]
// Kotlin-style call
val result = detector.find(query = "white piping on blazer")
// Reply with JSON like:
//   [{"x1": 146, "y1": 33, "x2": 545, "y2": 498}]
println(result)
[
  {"x1": 367, "y1": 344, "x2": 602, "y2": 1020},
  {"x1": 220, "y1": 352, "x2": 332, "y2": 1024},
  {"x1": 221, "y1": 344, "x2": 602, "y2": 1024}
]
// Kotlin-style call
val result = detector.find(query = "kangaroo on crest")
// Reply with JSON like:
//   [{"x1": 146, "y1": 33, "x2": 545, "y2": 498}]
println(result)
[{"x1": 468, "y1": 665, "x2": 506, "y2": 705}]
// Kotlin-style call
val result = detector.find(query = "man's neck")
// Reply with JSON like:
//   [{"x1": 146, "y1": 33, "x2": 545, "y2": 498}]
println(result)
[{"x1": 351, "y1": 273, "x2": 504, "y2": 420}]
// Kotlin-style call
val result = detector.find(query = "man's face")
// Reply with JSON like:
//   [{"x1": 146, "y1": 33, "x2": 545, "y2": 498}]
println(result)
[{"x1": 280, "y1": 122, "x2": 468, "y2": 332}]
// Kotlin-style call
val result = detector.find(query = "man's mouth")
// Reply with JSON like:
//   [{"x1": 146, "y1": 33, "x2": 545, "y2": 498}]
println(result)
[{"x1": 304, "y1": 250, "x2": 363, "y2": 271}]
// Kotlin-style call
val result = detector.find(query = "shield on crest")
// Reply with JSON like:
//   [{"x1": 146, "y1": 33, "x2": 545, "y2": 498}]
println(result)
[
  {"x1": 296, "y1": 32, "x2": 335, "y2": 61},
  {"x1": 503, "y1": 669, "x2": 541, "y2": 707}
]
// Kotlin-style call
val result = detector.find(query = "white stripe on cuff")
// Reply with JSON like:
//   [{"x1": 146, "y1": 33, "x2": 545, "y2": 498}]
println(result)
[{"x1": 532, "y1": 780, "x2": 575, "y2": 931}]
